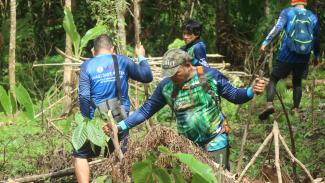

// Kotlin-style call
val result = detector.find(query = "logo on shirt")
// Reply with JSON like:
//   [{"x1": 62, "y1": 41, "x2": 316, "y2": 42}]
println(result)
[{"x1": 96, "y1": 66, "x2": 104, "y2": 73}]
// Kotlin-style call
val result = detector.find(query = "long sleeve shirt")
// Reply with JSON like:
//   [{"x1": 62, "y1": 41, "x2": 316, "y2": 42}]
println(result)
[
  {"x1": 79, "y1": 54, "x2": 153, "y2": 119},
  {"x1": 118, "y1": 67, "x2": 253, "y2": 151},
  {"x1": 181, "y1": 39, "x2": 209, "y2": 67},
  {"x1": 262, "y1": 7, "x2": 320, "y2": 63}
]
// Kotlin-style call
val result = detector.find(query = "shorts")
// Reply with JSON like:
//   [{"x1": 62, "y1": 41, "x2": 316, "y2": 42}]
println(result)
[
  {"x1": 271, "y1": 60, "x2": 309, "y2": 80},
  {"x1": 209, "y1": 146, "x2": 230, "y2": 170},
  {"x1": 72, "y1": 130, "x2": 129, "y2": 159}
]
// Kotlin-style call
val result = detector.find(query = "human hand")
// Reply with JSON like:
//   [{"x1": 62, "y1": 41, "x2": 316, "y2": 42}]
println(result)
[
  {"x1": 252, "y1": 78, "x2": 266, "y2": 95},
  {"x1": 103, "y1": 122, "x2": 118, "y2": 136},
  {"x1": 260, "y1": 45, "x2": 266, "y2": 54},
  {"x1": 135, "y1": 43, "x2": 145, "y2": 57}
]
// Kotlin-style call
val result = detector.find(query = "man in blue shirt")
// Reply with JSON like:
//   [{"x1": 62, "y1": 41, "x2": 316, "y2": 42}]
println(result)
[
  {"x1": 104, "y1": 49, "x2": 266, "y2": 169},
  {"x1": 74, "y1": 35, "x2": 153, "y2": 183},
  {"x1": 180, "y1": 19, "x2": 209, "y2": 67},
  {"x1": 259, "y1": 0, "x2": 320, "y2": 120}
]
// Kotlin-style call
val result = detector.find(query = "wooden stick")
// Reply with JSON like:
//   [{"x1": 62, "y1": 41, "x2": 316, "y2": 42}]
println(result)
[
  {"x1": 3, "y1": 159, "x2": 106, "y2": 183},
  {"x1": 279, "y1": 134, "x2": 314, "y2": 182},
  {"x1": 107, "y1": 111, "x2": 124, "y2": 161},
  {"x1": 237, "y1": 131, "x2": 273, "y2": 182},
  {"x1": 273, "y1": 121, "x2": 282, "y2": 183},
  {"x1": 275, "y1": 89, "x2": 297, "y2": 181},
  {"x1": 55, "y1": 47, "x2": 84, "y2": 63},
  {"x1": 33, "y1": 63, "x2": 82, "y2": 67}
]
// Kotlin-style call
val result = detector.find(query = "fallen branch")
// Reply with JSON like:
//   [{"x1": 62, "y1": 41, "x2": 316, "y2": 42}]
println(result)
[
  {"x1": 275, "y1": 89, "x2": 297, "y2": 181},
  {"x1": 55, "y1": 47, "x2": 84, "y2": 63},
  {"x1": 273, "y1": 121, "x2": 282, "y2": 183},
  {"x1": 279, "y1": 134, "x2": 314, "y2": 182},
  {"x1": 237, "y1": 131, "x2": 274, "y2": 182},
  {"x1": 2, "y1": 159, "x2": 106, "y2": 183}
]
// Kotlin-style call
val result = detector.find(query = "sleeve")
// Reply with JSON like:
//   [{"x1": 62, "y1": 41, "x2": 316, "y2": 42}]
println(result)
[
  {"x1": 210, "y1": 69, "x2": 253, "y2": 104},
  {"x1": 313, "y1": 16, "x2": 320, "y2": 59},
  {"x1": 126, "y1": 55, "x2": 153, "y2": 83},
  {"x1": 262, "y1": 9, "x2": 288, "y2": 46},
  {"x1": 119, "y1": 81, "x2": 167, "y2": 129},
  {"x1": 79, "y1": 63, "x2": 94, "y2": 119},
  {"x1": 194, "y1": 43, "x2": 208, "y2": 67}
]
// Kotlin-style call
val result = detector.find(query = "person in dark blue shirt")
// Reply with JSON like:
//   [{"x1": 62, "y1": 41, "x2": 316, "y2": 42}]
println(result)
[
  {"x1": 104, "y1": 49, "x2": 266, "y2": 169},
  {"x1": 259, "y1": 0, "x2": 320, "y2": 120},
  {"x1": 74, "y1": 35, "x2": 153, "y2": 183},
  {"x1": 180, "y1": 19, "x2": 209, "y2": 67}
]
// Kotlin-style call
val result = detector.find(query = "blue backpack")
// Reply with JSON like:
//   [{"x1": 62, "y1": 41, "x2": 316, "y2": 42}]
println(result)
[{"x1": 286, "y1": 9, "x2": 314, "y2": 54}]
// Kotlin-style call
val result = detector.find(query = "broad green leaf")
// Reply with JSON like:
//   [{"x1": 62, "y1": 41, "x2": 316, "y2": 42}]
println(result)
[
  {"x1": 80, "y1": 25, "x2": 107, "y2": 55},
  {"x1": 158, "y1": 145, "x2": 173, "y2": 155},
  {"x1": 63, "y1": 7, "x2": 80, "y2": 57},
  {"x1": 72, "y1": 122, "x2": 87, "y2": 150},
  {"x1": 0, "y1": 86, "x2": 12, "y2": 115},
  {"x1": 91, "y1": 176, "x2": 108, "y2": 183},
  {"x1": 168, "y1": 38, "x2": 186, "y2": 49},
  {"x1": 191, "y1": 173, "x2": 209, "y2": 183},
  {"x1": 86, "y1": 122, "x2": 106, "y2": 147},
  {"x1": 174, "y1": 153, "x2": 218, "y2": 183},
  {"x1": 172, "y1": 167, "x2": 186, "y2": 183},
  {"x1": 57, "y1": 119, "x2": 71, "y2": 133},
  {"x1": 15, "y1": 84, "x2": 34, "y2": 120},
  {"x1": 9, "y1": 92, "x2": 16, "y2": 114},
  {"x1": 153, "y1": 167, "x2": 172, "y2": 183},
  {"x1": 75, "y1": 113, "x2": 84, "y2": 124},
  {"x1": 132, "y1": 160, "x2": 154, "y2": 183}
]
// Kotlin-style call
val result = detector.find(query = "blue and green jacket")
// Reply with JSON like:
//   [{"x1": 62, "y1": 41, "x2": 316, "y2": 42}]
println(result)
[
  {"x1": 119, "y1": 67, "x2": 254, "y2": 151},
  {"x1": 79, "y1": 54, "x2": 153, "y2": 119},
  {"x1": 262, "y1": 7, "x2": 320, "y2": 63}
]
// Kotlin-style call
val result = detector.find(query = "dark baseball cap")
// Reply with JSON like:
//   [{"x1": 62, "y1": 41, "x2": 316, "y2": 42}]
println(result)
[{"x1": 161, "y1": 49, "x2": 193, "y2": 78}]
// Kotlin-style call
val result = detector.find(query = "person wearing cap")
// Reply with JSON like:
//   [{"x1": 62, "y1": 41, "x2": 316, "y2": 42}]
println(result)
[
  {"x1": 104, "y1": 48, "x2": 266, "y2": 169},
  {"x1": 74, "y1": 35, "x2": 153, "y2": 183},
  {"x1": 180, "y1": 19, "x2": 209, "y2": 67},
  {"x1": 259, "y1": 0, "x2": 320, "y2": 120}
]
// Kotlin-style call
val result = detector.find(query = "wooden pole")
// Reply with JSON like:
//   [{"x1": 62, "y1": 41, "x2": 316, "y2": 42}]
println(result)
[{"x1": 273, "y1": 121, "x2": 282, "y2": 183}]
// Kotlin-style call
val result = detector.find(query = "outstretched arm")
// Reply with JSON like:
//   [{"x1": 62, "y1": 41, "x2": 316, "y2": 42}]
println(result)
[
  {"x1": 127, "y1": 45, "x2": 153, "y2": 83},
  {"x1": 261, "y1": 10, "x2": 288, "y2": 48},
  {"x1": 118, "y1": 81, "x2": 167, "y2": 130}
]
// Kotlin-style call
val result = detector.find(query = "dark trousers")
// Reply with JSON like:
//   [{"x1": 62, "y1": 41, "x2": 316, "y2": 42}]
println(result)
[{"x1": 267, "y1": 61, "x2": 308, "y2": 108}]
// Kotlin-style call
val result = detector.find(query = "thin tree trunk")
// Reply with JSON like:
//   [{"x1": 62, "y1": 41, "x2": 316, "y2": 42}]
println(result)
[
  {"x1": 215, "y1": 0, "x2": 228, "y2": 54},
  {"x1": 265, "y1": 0, "x2": 270, "y2": 17},
  {"x1": 9, "y1": 0, "x2": 16, "y2": 94},
  {"x1": 134, "y1": 0, "x2": 141, "y2": 46},
  {"x1": 63, "y1": 0, "x2": 73, "y2": 114},
  {"x1": 115, "y1": 0, "x2": 127, "y2": 53}
]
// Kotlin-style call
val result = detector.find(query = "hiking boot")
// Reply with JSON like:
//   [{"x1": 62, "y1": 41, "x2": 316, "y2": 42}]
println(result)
[{"x1": 259, "y1": 102, "x2": 275, "y2": 120}]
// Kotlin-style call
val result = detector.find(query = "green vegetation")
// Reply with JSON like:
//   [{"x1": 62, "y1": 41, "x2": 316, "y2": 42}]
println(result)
[{"x1": 0, "y1": 0, "x2": 324, "y2": 182}]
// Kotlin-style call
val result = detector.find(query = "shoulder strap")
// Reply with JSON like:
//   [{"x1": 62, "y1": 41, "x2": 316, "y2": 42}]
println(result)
[
  {"x1": 112, "y1": 55, "x2": 122, "y2": 101},
  {"x1": 197, "y1": 66, "x2": 209, "y2": 91},
  {"x1": 197, "y1": 66, "x2": 222, "y2": 109}
]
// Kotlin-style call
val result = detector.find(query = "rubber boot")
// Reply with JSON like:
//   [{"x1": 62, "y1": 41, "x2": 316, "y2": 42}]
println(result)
[{"x1": 259, "y1": 102, "x2": 275, "y2": 120}]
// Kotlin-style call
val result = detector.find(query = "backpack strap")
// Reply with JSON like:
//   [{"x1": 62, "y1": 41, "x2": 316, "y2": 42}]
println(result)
[
  {"x1": 197, "y1": 66, "x2": 222, "y2": 109},
  {"x1": 112, "y1": 54, "x2": 122, "y2": 102}
]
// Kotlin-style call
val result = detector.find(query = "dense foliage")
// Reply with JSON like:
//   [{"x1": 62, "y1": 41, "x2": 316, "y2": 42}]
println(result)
[{"x1": 0, "y1": 0, "x2": 324, "y2": 182}]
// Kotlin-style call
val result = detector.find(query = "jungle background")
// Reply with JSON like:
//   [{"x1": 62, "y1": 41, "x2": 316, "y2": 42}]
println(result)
[{"x1": 0, "y1": 0, "x2": 324, "y2": 182}]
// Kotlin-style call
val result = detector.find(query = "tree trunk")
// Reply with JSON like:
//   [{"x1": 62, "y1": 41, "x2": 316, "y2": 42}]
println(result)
[
  {"x1": 215, "y1": 0, "x2": 228, "y2": 54},
  {"x1": 8, "y1": 0, "x2": 16, "y2": 94},
  {"x1": 133, "y1": 0, "x2": 141, "y2": 46},
  {"x1": 115, "y1": 0, "x2": 127, "y2": 53},
  {"x1": 63, "y1": 0, "x2": 73, "y2": 115}
]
